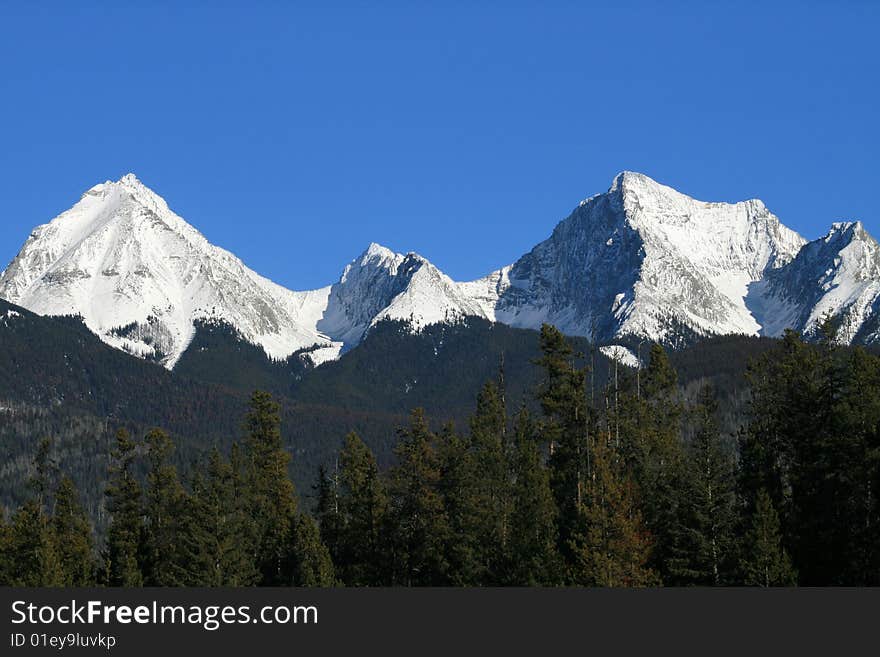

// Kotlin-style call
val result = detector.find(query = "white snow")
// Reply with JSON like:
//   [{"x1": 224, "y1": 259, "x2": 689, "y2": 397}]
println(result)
[
  {"x1": 2, "y1": 171, "x2": 879, "y2": 370},
  {"x1": 600, "y1": 345, "x2": 640, "y2": 368},
  {"x1": 0, "y1": 174, "x2": 340, "y2": 368}
]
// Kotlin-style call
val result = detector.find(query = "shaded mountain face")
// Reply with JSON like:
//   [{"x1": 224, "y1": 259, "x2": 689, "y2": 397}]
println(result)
[
  {"x1": 486, "y1": 172, "x2": 807, "y2": 343},
  {"x1": 1, "y1": 171, "x2": 877, "y2": 370},
  {"x1": 0, "y1": 175, "x2": 336, "y2": 367},
  {"x1": 749, "y1": 221, "x2": 880, "y2": 344}
]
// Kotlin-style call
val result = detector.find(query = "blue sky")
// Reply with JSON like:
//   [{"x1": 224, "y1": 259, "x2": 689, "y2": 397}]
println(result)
[{"x1": 1, "y1": 1, "x2": 877, "y2": 289}]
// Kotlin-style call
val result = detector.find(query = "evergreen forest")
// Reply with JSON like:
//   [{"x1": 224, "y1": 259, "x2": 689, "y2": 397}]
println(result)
[{"x1": 2, "y1": 321, "x2": 877, "y2": 587}]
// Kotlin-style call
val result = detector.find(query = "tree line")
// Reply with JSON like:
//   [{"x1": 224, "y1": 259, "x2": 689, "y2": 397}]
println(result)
[{"x1": 1, "y1": 322, "x2": 877, "y2": 586}]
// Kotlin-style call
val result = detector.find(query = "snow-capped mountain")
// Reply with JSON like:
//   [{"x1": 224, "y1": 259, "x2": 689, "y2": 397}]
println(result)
[
  {"x1": 749, "y1": 221, "x2": 880, "y2": 344},
  {"x1": 0, "y1": 174, "x2": 490, "y2": 368},
  {"x1": 0, "y1": 174, "x2": 335, "y2": 367},
  {"x1": 476, "y1": 171, "x2": 808, "y2": 344},
  {"x1": 1, "y1": 171, "x2": 877, "y2": 370},
  {"x1": 317, "y1": 243, "x2": 491, "y2": 349}
]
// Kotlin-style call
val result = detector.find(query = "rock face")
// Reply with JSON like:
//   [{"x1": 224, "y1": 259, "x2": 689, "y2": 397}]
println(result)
[
  {"x1": 0, "y1": 174, "x2": 334, "y2": 367},
  {"x1": 1, "y1": 171, "x2": 877, "y2": 369},
  {"x1": 481, "y1": 171, "x2": 807, "y2": 344}
]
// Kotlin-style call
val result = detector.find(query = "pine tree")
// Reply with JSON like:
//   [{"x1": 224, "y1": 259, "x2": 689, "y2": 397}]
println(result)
[
  {"x1": 839, "y1": 347, "x2": 880, "y2": 584},
  {"x1": 143, "y1": 428, "x2": 186, "y2": 585},
  {"x1": 388, "y1": 408, "x2": 449, "y2": 585},
  {"x1": 104, "y1": 428, "x2": 145, "y2": 586},
  {"x1": 31, "y1": 437, "x2": 58, "y2": 514},
  {"x1": 740, "y1": 489, "x2": 797, "y2": 586},
  {"x1": 314, "y1": 463, "x2": 342, "y2": 571},
  {"x1": 52, "y1": 477, "x2": 97, "y2": 586},
  {"x1": 335, "y1": 432, "x2": 389, "y2": 586},
  {"x1": 534, "y1": 324, "x2": 589, "y2": 567},
  {"x1": 468, "y1": 381, "x2": 510, "y2": 583},
  {"x1": 179, "y1": 448, "x2": 259, "y2": 586},
  {"x1": 668, "y1": 386, "x2": 737, "y2": 585},
  {"x1": 1, "y1": 444, "x2": 88, "y2": 586},
  {"x1": 506, "y1": 407, "x2": 560, "y2": 585},
  {"x1": 290, "y1": 513, "x2": 335, "y2": 586},
  {"x1": 241, "y1": 391, "x2": 298, "y2": 585},
  {"x1": 3, "y1": 501, "x2": 64, "y2": 586},
  {"x1": 628, "y1": 343, "x2": 685, "y2": 581},
  {"x1": 436, "y1": 422, "x2": 480, "y2": 585},
  {"x1": 571, "y1": 437, "x2": 655, "y2": 587}
]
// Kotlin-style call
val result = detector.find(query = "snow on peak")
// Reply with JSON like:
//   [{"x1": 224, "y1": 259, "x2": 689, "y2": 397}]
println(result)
[
  {"x1": 3, "y1": 170, "x2": 880, "y2": 370},
  {"x1": 484, "y1": 171, "x2": 809, "y2": 345},
  {"x1": 362, "y1": 242, "x2": 398, "y2": 259},
  {"x1": 827, "y1": 220, "x2": 867, "y2": 241},
  {"x1": 0, "y1": 176, "x2": 336, "y2": 367}
]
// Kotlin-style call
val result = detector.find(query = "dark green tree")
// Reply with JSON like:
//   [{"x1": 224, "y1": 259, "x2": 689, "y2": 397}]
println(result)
[
  {"x1": 387, "y1": 408, "x2": 448, "y2": 585},
  {"x1": 436, "y1": 422, "x2": 480, "y2": 585},
  {"x1": 668, "y1": 386, "x2": 737, "y2": 585},
  {"x1": 241, "y1": 391, "x2": 298, "y2": 585},
  {"x1": 143, "y1": 428, "x2": 186, "y2": 586},
  {"x1": 179, "y1": 448, "x2": 259, "y2": 586},
  {"x1": 104, "y1": 428, "x2": 144, "y2": 586},
  {"x1": 468, "y1": 381, "x2": 510, "y2": 583},
  {"x1": 52, "y1": 477, "x2": 97, "y2": 586},
  {"x1": 335, "y1": 432, "x2": 389, "y2": 586},
  {"x1": 740, "y1": 489, "x2": 797, "y2": 586},
  {"x1": 629, "y1": 344, "x2": 685, "y2": 582},
  {"x1": 534, "y1": 324, "x2": 589, "y2": 568},
  {"x1": 3, "y1": 501, "x2": 64, "y2": 586},
  {"x1": 506, "y1": 407, "x2": 560, "y2": 585},
  {"x1": 290, "y1": 513, "x2": 335, "y2": 586}
]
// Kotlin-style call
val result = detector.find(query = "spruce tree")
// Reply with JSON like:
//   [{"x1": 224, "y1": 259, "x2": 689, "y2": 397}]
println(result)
[
  {"x1": 4, "y1": 501, "x2": 65, "y2": 586},
  {"x1": 572, "y1": 437, "x2": 655, "y2": 587},
  {"x1": 436, "y1": 422, "x2": 480, "y2": 585},
  {"x1": 388, "y1": 408, "x2": 448, "y2": 585},
  {"x1": 335, "y1": 432, "x2": 389, "y2": 586},
  {"x1": 467, "y1": 381, "x2": 510, "y2": 584},
  {"x1": 0, "y1": 514, "x2": 11, "y2": 586},
  {"x1": 839, "y1": 347, "x2": 880, "y2": 584},
  {"x1": 52, "y1": 477, "x2": 97, "y2": 586},
  {"x1": 571, "y1": 440, "x2": 657, "y2": 588},
  {"x1": 629, "y1": 343, "x2": 685, "y2": 581},
  {"x1": 668, "y1": 386, "x2": 737, "y2": 585},
  {"x1": 740, "y1": 489, "x2": 797, "y2": 586},
  {"x1": 534, "y1": 324, "x2": 589, "y2": 567},
  {"x1": 104, "y1": 428, "x2": 145, "y2": 586},
  {"x1": 506, "y1": 407, "x2": 560, "y2": 585},
  {"x1": 241, "y1": 391, "x2": 298, "y2": 585},
  {"x1": 143, "y1": 429, "x2": 186, "y2": 586},
  {"x1": 179, "y1": 448, "x2": 259, "y2": 586},
  {"x1": 290, "y1": 513, "x2": 335, "y2": 586}
]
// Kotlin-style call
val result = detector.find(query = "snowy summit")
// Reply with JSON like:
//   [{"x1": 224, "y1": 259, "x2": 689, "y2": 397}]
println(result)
[{"x1": 1, "y1": 172, "x2": 878, "y2": 369}]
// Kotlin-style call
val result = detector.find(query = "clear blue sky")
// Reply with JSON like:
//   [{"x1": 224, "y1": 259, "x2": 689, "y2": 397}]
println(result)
[{"x1": 1, "y1": 1, "x2": 877, "y2": 289}]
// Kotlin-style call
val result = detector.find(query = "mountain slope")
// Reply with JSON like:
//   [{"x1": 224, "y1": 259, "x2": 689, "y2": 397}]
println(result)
[
  {"x1": 469, "y1": 171, "x2": 807, "y2": 344},
  {"x1": 749, "y1": 221, "x2": 880, "y2": 343},
  {"x1": 3, "y1": 171, "x2": 878, "y2": 370},
  {"x1": 0, "y1": 174, "x2": 336, "y2": 367},
  {"x1": 0, "y1": 175, "x2": 494, "y2": 368}
]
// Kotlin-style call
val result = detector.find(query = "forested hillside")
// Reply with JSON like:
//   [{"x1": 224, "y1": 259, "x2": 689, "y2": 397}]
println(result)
[
  {"x1": 1, "y1": 299, "x2": 778, "y2": 515},
  {"x1": 2, "y1": 321, "x2": 877, "y2": 586}
]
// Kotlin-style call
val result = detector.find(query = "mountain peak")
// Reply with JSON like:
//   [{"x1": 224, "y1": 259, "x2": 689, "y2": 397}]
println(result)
[
  {"x1": 608, "y1": 170, "x2": 662, "y2": 196},
  {"x1": 829, "y1": 220, "x2": 865, "y2": 236},
  {"x1": 362, "y1": 242, "x2": 398, "y2": 260}
]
